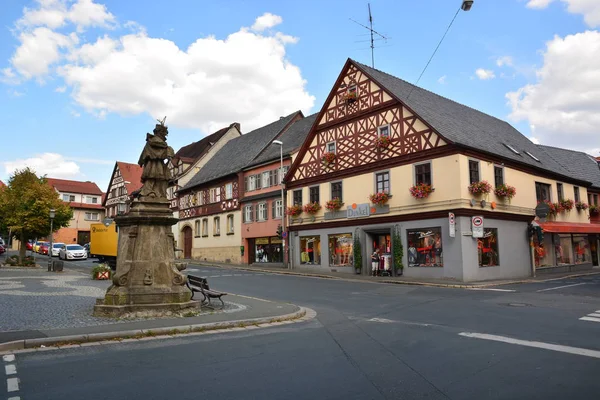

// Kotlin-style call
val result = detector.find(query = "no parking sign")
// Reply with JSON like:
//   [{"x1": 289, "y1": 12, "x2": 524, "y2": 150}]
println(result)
[{"x1": 472, "y1": 216, "x2": 484, "y2": 238}]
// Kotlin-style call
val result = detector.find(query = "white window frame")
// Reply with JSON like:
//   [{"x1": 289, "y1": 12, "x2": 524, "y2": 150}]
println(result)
[
  {"x1": 377, "y1": 124, "x2": 390, "y2": 137},
  {"x1": 258, "y1": 202, "x2": 268, "y2": 221},
  {"x1": 262, "y1": 171, "x2": 270, "y2": 189},
  {"x1": 213, "y1": 217, "x2": 220, "y2": 236},
  {"x1": 326, "y1": 141, "x2": 337, "y2": 154},
  {"x1": 227, "y1": 214, "x2": 234, "y2": 234},
  {"x1": 202, "y1": 218, "x2": 209, "y2": 237},
  {"x1": 244, "y1": 205, "x2": 253, "y2": 223},
  {"x1": 374, "y1": 170, "x2": 391, "y2": 194},
  {"x1": 86, "y1": 196, "x2": 98, "y2": 204},
  {"x1": 194, "y1": 220, "x2": 200, "y2": 236},
  {"x1": 84, "y1": 212, "x2": 99, "y2": 221},
  {"x1": 225, "y1": 183, "x2": 233, "y2": 200},
  {"x1": 275, "y1": 199, "x2": 283, "y2": 218},
  {"x1": 248, "y1": 175, "x2": 257, "y2": 191}
]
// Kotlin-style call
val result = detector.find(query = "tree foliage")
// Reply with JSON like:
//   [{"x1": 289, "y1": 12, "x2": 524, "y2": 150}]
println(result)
[
  {"x1": 392, "y1": 225, "x2": 404, "y2": 274},
  {"x1": 0, "y1": 168, "x2": 72, "y2": 262}
]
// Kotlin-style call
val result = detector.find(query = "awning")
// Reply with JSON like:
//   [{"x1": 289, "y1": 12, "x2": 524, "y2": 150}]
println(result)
[{"x1": 538, "y1": 221, "x2": 600, "y2": 234}]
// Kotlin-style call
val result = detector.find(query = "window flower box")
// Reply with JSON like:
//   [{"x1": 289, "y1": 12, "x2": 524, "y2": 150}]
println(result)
[
  {"x1": 468, "y1": 180, "x2": 492, "y2": 195},
  {"x1": 369, "y1": 192, "x2": 390, "y2": 206},
  {"x1": 409, "y1": 183, "x2": 434, "y2": 199},
  {"x1": 494, "y1": 184, "x2": 516, "y2": 200},
  {"x1": 375, "y1": 136, "x2": 391, "y2": 150},
  {"x1": 343, "y1": 91, "x2": 357, "y2": 103},
  {"x1": 286, "y1": 205, "x2": 303, "y2": 218},
  {"x1": 575, "y1": 201, "x2": 589, "y2": 211},
  {"x1": 325, "y1": 197, "x2": 344, "y2": 211},
  {"x1": 590, "y1": 204, "x2": 599, "y2": 216},
  {"x1": 560, "y1": 199, "x2": 574, "y2": 211},
  {"x1": 321, "y1": 152, "x2": 336, "y2": 167},
  {"x1": 303, "y1": 202, "x2": 322, "y2": 215},
  {"x1": 541, "y1": 200, "x2": 562, "y2": 217}
]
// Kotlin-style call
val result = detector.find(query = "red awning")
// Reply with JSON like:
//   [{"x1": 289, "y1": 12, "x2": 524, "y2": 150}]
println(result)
[{"x1": 538, "y1": 221, "x2": 600, "y2": 234}]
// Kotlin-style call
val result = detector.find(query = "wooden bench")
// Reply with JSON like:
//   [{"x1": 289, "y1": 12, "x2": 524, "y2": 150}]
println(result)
[{"x1": 186, "y1": 274, "x2": 227, "y2": 308}]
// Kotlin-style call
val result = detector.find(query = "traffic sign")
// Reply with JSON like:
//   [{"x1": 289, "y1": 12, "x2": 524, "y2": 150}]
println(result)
[
  {"x1": 282, "y1": 231, "x2": 288, "y2": 238},
  {"x1": 472, "y1": 216, "x2": 484, "y2": 238},
  {"x1": 449, "y1": 212, "x2": 456, "y2": 238}
]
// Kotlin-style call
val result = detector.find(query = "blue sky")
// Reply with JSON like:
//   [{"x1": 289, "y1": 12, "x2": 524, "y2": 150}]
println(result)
[{"x1": 1, "y1": 0, "x2": 599, "y2": 191}]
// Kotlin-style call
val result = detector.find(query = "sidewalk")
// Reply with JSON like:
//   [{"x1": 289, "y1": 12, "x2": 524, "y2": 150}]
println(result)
[
  {"x1": 184, "y1": 259, "x2": 600, "y2": 288},
  {"x1": 0, "y1": 267, "x2": 308, "y2": 352}
]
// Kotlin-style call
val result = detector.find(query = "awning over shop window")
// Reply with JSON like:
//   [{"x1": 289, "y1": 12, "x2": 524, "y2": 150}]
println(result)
[{"x1": 538, "y1": 221, "x2": 600, "y2": 234}]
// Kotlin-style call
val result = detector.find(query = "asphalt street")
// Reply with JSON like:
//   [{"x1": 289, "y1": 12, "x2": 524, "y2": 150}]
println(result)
[{"x1": 4, "y1": 258, "x2": 600, "y2": 399}]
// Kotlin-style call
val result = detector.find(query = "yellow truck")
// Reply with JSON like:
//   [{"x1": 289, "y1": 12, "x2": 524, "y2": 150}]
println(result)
[{"x1": 90, "y1": 222, "x2": 118, "y2": 269}]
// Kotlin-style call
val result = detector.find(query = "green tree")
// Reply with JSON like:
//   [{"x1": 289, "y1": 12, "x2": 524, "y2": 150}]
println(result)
[{"x1": 0, "y1": 168, "x2": 72, "y2": 263}]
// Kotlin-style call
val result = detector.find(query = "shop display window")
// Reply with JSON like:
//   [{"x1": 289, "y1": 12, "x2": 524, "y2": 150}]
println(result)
[
  {"x1": 300, "y1": 236, "x2": 321, "y2": 265},
  {"x1": 328, "y1": 233, "x2": 353, "y2": 267},
  {"x1": 572, "y1": 234, "x2": 591, "y2": 264},
  {"x1": 555, "y1": 233, "x2": 573, "y2": 265},
  {"x1": 407, "y1": 228, "x2": 443, "y2": 267},
  {"x1": 534, "y1": 231, "x2": 554, "y2": 267},
  {"x1": 254, "y1": 237, "x2": 282, "y2": 263},
  {"x1": 478, "y1": 228, "x2": 499, "y2": 267}
]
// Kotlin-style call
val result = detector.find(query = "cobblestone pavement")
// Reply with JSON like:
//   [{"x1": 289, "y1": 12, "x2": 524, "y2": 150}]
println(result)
[{"x1": 0, "y1": 268, "x2": 243, "y2": 332}]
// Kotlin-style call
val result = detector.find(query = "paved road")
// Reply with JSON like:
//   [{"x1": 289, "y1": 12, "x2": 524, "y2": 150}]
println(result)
[{"x1": 4, "y1": 262, "x2": 600, "y2": 399}]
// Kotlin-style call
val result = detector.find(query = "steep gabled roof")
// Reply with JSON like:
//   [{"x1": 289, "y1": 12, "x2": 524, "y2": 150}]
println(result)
[
  {"x1": 352, "y1": 60, "x2": 573, "y2": 179},
  {"x1": 538, "y1": 145, "x2": 600, "y2": 189},
  {"x1": 247, "y1": 113, "x2": 318, "y2": 168},
  {"x1": 173, "y1": 123, "x2": 240, "y2": 163},
  {"x1": 46, "y1": 178, "x2": 103, "y2": 195},
  {"x1": 116, "y1": 161, "x2": 143, "y2": 194},
  {"x1": 181, "y1": 112, "x2": 302, "y2": 190}
]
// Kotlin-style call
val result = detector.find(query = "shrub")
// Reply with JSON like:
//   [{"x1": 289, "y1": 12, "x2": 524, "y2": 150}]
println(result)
[{"x1": 92, "y1": 264, "x2": 112, "y2": 280}]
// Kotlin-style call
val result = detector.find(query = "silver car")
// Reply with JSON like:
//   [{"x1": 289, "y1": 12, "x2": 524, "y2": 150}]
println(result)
[
  {"x1": 59, "y1": 244, "x2": 88, "y2": 260},
  {"x1": 51, "y1": 243, "x2": 65, "y2": 257}
]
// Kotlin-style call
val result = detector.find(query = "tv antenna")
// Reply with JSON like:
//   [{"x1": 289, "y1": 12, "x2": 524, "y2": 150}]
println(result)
[{"x1": 350, "y1": 3, "x2": 389, "y2": 68}]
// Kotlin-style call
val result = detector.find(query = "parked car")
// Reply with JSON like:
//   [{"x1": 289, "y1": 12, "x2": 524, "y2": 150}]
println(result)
[
  {"x1": 34, "y1": 241, "x2": 48, "y2": 253},
  {"x1": 51, "y1": 243, "x2": 65, "y2": 257},
  {"x1": 58, "y1": 244, "x2": 87, "y2": 260},
  {"x1": 39, "y1": 243, "x2": 50, "y2": 255},
  {"x1": 0, "y1": 238, "x2": 6, "y2": 249},
  {"x1": 26, "y1": 241, "x2": 33, "y2": 250},
  {"x1": 0, "y1": 245, "x2": 5, "y2": 255}
]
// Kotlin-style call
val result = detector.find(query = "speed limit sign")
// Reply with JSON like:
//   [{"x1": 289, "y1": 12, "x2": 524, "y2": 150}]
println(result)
[{"x1": 472, "y1": 216, "x2": 484, "y2": 238}]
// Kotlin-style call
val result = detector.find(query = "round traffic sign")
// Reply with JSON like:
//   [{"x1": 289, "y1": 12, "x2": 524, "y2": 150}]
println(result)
[
  {"x1": 472, "y1": 216, "x2": 483, "y2": 227},
  {"x1": 282, "y1": 231, "x2": 288, "y2": 238}
]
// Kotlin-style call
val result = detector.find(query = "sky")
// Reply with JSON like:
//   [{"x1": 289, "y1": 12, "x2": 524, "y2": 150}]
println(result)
[{"x1": 1, "y1": 0, "x2": 599, "y2": 191}]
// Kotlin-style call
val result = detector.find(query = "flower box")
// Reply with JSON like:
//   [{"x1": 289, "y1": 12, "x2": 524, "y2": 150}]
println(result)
[
  {"x1": 375, "y1": 136, "x2": 391, "y2": 149},
  {"x1": 409, "y1": 183, "x2": 434, "y2": 199},
  {"x1": 560, "y1": 199, "x2": 574, "y2": 211},
  {"x1": 321, "y1": 152, "x2": 336, "y2": 167},
  {"x1": 303, "y1": 202, "x2": 322, "y2": 215},
  {"x1": 286, "y1": 205, "x2": 303, "y2": 218},
  {"x1": 590, "y1": 205, "x2": 599, "y2": 216},
  {"x1": 325, "y1": 197, "x2": 344, "y2": 211},
  {"x1": 468, "y1": 180, "x2": 492, "y2": 195},
  {"x1": 575, "y1": 201, "x2": 589, "y2": 211},
  {"x1": 494, "y1": 184, "x2": 516, "y2": 200},
  {"x1": 369, "y1": 192, "x2": 390, "y2": 206},
  {"x1": 343, "y1": 91, "x2": 357, "y2": 103}
]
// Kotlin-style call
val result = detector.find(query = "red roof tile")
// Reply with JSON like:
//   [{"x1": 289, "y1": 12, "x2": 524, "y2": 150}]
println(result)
[
  {"x1": 68, "y1": 202, "x2": 104, "y2": 210},
  {"x1": 116, "y1": 161, "x2": 143, "y2": 194},
  {"x1": 46, "y1": 178, "x2": 103, "y2": 195}
]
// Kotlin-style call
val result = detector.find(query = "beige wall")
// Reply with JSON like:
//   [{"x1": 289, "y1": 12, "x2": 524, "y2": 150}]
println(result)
[
  {"x1": 68, "y1": 208, "x2": 105, "y2": 230},
  {"x1": 181, "y1": 210, "x2": 242, "y2": 263}
]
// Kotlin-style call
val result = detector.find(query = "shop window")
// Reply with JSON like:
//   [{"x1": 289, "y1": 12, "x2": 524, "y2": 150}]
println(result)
[
  {"x1": 375, "y1": 171, "x2": 390, "y2": 194},
  {"x1": 227, "y1": 214, "x2": 234, "y2": 234},
  {"x1": 300, "y1": 236, "x2": 321, "y2": 265},
  {"x1": 554, "y1": 233, "x2": 573, "y2": 265},
  {"x1": 535, "y1": 182, "x2": 551, "y2": 202},
  {"x1": 414, "y1": 162, "x2": 431, "y2": 186},
  {"x1": 557, "y1": 183, "x2": 564, "y2": 201},
  {"x1": 309, "y1": 186, "x2": 320, "y2": 204},
  {"x1": 478, "y1": 228, "x2": 499, "y2": 267},
  {"x1": 213, "y1": 217, "x2": 220, "y2": 236},
  {"x1": 331, "y1": 181, "x2": 343, "y2": 201},
  {"x1": 494, "y1": 166, "x2": 504, "y2": 187},
  {"x1": 573, "y1": 234, "x2": 591, "y2": 264},
  {"x1": 293, "y1": 190, "x2": 303, "y2": 206},
  {"x1": 407, "y1": 228, "x2": 443, "y2": 267},
  {"x1": 574, "y1": 186, "x2": 580, "y2": 203},
  {"x1": 469, "y1": 160, "x2": 480, "y2": 184},
  {"x1": 328, "y1": 233, "x2": 353, "y2": 267},
  {"x1": 254, "y1": 237, "x2": 283, "y2": 263},
  {"x1": 244, "y1": 205, "x2": 253, "y2": 223},
  {"x1": 202, "y1": 219, "x2": 208, "y2": 237}
]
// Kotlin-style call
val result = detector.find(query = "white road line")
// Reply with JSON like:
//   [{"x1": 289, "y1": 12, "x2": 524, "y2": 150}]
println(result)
[
  {"x1": 7, "y1": 377, "x2": 19, "y2": 392},
  {"x1": 536, "y1": 282, "x2": 588, "y2": 292},
  {"x1": 5, "y1": 364, "x2": 16, "y2": 375},
  {"x1": 588, "y1": 313, "x2": 600, "y2": 318},
  {"x1": 8, "y1": 396, "x2": 21, "y2": 400},
  {"x1": 459, "y1": 332, "x2": 600, "y2": 359},
  {"x1": 2, "y1": 354, "x2": 15, "y2": 363},
  {"x1": 579, "y1": 316, "x2": 600, "y2": 323},
  {"x1": 467, "y1": 288, "x2": 516, "y2": 292}
]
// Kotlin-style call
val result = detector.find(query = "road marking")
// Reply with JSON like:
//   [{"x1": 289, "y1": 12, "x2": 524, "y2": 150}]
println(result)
[
  {"x1": 459, "y1": 332, "x2": 600, "y2": 359},
  {"x1": 8, "y1": 396, "x2": 21, "y2": 400},
  {"x1": 467, "y1": 288, "x2": 516, "y2": 292},
  {"x1": 7, "y1": 377, "x2": 19, "y2": 392},
  {"x1": 580, "y1": 316, "x2": 600, "y2": 323},
  {"x1": 2, "y1": 355, "x2": 15, "y2": 363},
  {"x1": 368, "y1": 318, "x2": 394, "y2": 323},
  {"x1": 588, "y1": 313, "x2": 600, "y2": 318},
  {"x1": 536, "y1": 282, "x2": 588, "y2": 292},
  {"x1": 5, "y1": 364, "x2": 16, "y2": 375}
]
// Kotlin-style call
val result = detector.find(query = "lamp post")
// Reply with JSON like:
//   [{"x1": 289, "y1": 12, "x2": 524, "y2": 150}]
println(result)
[
  {"x1": 48, "y1": 208, "x2": 55, "y2": 272},
  {"x1": 272, "y1": 140, "x2": 287, "y2": 269}
]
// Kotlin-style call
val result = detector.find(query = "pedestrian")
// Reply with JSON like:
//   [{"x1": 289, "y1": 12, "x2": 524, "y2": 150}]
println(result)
[{"x1": 371, "y1": 248, "x2": 380, "y2": 276}]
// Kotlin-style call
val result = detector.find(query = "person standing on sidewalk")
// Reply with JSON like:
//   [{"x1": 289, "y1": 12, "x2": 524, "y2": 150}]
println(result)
[{"x1": 371, "y1": 248, "x2": 380, "y2": 276}]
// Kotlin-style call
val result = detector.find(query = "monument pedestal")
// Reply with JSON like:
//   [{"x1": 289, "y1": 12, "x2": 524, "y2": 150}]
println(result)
[{"x1": 94, "y1": 198, "x2": 199, "y2": 317}]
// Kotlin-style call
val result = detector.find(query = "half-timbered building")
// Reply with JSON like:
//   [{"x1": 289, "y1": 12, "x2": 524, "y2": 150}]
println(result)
[
  {"x1": 285, "y1": 59, "x2": 600, "y2": 281},
  {"x1": 103, "y1": 161, "x2": 143, "y2": 218}
]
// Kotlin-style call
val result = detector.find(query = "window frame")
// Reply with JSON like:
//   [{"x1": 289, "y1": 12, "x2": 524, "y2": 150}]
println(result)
[
  {"x1": 258, "y1": 202, "x2": 268, "y2": 221},
  {"x1": 309, "y1": 186, "x2": 320, "y2": 204},
  {"x1": 413, "y1": 161, "x2": 432, "y2": 186},
  {"x1": 557, "y1": 182, "x2": 564, "y2": 201},
  {"x1": 293, "y1": 189, "x2": 303, "y2": 206},
  {"x1": 326, "y1": 141, "x2": 336, "y2": 154},
  {"x1": 494, "y1": 166, "x2": 504, "y2": 188},
  {"x1": 331, "y1": 181, "x2": 343, "y2": 201},
  {"x1": 374, "y1": 170, "x2": 390, "y2": 194},
  {"x1": 535, "y1": 182, "x2": 552, "y2": 203},
  {"x1": 377, "y1": 124, "x2": 390, "y2": 138},
  {"x1": 574, "y1": 186, "x2": 580, "y2": 203},
  {"x1": 84, "y1": 212, "x2": 99, "y2": 221},
  {"x1": 194, "y1": 220, "x2": 200, "y2": 237},
  {"x1": 227, "y1": 214, "x2": 234, "y2": 234},
  {"x1": 261, "y1": 171, "x2": 270, "y2": 189},
  {"x1": 225, "y1": 183, "x2": 233, "y2": 200},
  {"x1": 274, "y1": 199, "x2": 283, "y2": 219},
  {"x1": 468, "y1": 159, "x2": 480, "y2": 184},
  {"x1": 202, "y1": 218, "x2": 209, "y2": 237},
  {"x1": 213, "y1": 217, "x2": 220, "y2": 236},
  {"x1": 244, "y1": 204, "x2": 253, "y2": 223}
]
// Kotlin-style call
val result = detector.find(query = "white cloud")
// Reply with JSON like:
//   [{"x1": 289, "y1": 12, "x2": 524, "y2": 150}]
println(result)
[
  {"x1": 529, "y1": 137, "x2": 541, "y2": 144},
  {"x1": 2, "y1": 5, "x2": 314, "y2": 133},
  {"x1": 55, "y1": 85, "x2": 66, "y2": 92},
  {"x1": 437, "y1": 75, "x2": 447, "y2": 84},
  {"x1": 496, "y1": 56, "x2": 514, "y2": 67},
  {"x1": 3, "y1": 153, "x2": 81, "y2": 179},
  {"x1": 17, "y1": 0, "x2": 115, "y2": 31},
  {"x1": 507, "y1": 30, "x2": 600, "y2": 155},
  {"x1": 475, "y1": 68, "x2": 496, "y2": 80},
  {"x1": 251, "y1": 13, "x2": 283, "y2": 31},
  {"x1": 70, "y1": 109, "x2": 81, "y2": 117},
  {"x1": 67, "y1": 0, "x2": 116, "y2": 31},
  {"x1": 527, "y1": 0, "x2": 600, "y2": 27},
  {"x1": 7, "y1": 89, "x2": 25, "y2": 97}
]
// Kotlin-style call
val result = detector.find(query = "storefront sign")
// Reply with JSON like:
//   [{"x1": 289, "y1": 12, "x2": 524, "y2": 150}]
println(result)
[
  {"x1": 255, "y1": 238, "x2": 269, "y2": 245},
  {"x1": 472, "y1": 216, "x2": 484, "y2": 238},
  {"x1": 347, "y1": 203, "x2": 370, "y2": 219},
  {"x1": 449, "y1": 212, "x2": 456, "y2": 238}
]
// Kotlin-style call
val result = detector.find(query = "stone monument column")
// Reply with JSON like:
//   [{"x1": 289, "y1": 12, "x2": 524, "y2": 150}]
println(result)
[{"x1": 94, "y1": 118, "x2": 199, "y2": 316}]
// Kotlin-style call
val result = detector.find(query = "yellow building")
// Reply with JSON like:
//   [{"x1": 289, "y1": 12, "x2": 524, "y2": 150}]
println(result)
[{"x1": 285, "y1": 59, "x2": 600, "y2": 281}]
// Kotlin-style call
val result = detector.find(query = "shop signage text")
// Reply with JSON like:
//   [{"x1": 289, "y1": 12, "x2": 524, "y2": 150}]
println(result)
[{"x1": 347, "y1": 203, "x2": 370, "y2": 219}]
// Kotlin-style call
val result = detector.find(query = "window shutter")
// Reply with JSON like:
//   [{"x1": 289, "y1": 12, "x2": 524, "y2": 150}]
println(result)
[
  {"x1": 255, "y1": 174, "x2": 261, "y2": 190},
  {"x1": 255, "y1": 204, "x2": 259, "y2": 221},
  {"x1": 244, "y1": 177, "x2": 248, "y2": 192},
  {"x1": 272, "y1": 200, "x2": 276, "y2": 219}
]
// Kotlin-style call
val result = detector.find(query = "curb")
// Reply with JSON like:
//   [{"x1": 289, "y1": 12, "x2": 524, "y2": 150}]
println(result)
[
  {"x1": 0, "y1": 306, "x2": 314, "y2": 354},
  {"x1": 193, "y1": 263, "x2": 600, "y2": 289}
]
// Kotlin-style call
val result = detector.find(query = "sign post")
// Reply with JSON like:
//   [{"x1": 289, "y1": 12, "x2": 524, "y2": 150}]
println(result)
[
  {"x1": 449, "y1": 212, "x2": 456, "y2": 238},
  {"x1": 471, "y1": 216, "x2": 484, "y2": 238}
]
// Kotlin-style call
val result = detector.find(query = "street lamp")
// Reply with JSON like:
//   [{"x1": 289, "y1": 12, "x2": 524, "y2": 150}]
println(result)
[
  {"x1": 461, "y1": 1, "x2": 474, "y2": 11},
  {"x1": 48, "y1": 208, "x2": 55, "y2": 272},
  {"x1": 272, "y1": 140, "x2": 288, "y2": 269}
]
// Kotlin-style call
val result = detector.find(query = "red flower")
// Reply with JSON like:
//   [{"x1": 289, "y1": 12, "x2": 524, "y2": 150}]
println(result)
[
  {"x1": 369, "y1": 192, "x2": 390, "y2": 206},
  {"x1": 325, "y1": 198, "x2": 344, "y2": 211},
  {"x1": 409, "y1": 183, "x2": 434, "y2": 199}
]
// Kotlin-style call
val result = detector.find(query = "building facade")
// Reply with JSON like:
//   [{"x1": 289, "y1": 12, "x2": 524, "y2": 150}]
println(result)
[
  {"x1": 103, "y1": 162, "x2": 143, "y2": 218},
  {"x1": 46, "y1": 178, "x2": 105, "y2": 245},
  {"x1": 284, "y1": 59, "x2": 600, "y2": 281}
]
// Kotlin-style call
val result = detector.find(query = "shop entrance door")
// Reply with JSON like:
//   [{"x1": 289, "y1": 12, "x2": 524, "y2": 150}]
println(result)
[
  {"x1": 248, "y1": 239, "x2": 256, "y2": 264},
  {"x1": 183, "y1": 226, "x2": 192, "y2": 259},
  {"x1": 77, "y1": 231, "x2": 90, "y2": 245},
  {"x1": 591, "y1": 235, "x2": 599, "y2": 266}
]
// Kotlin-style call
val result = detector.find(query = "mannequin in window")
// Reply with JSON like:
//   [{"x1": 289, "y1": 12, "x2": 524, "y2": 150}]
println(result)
[{"x1": 371, "y1": 248, "x2": 380, "y2": 276}]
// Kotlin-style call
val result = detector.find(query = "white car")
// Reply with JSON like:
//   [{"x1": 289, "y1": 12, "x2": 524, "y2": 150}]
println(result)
[
  {"x1": 51, "y1": 243, "x2": 65, "y2": 257},
  {"x1": 59, "y1": 244, "x2": 88, "y2": 260}
]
